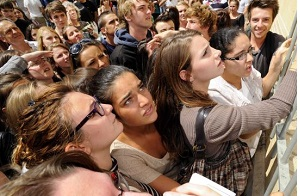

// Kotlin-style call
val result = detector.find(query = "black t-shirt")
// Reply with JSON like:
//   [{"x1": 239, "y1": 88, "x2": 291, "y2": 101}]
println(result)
[
  {"x1": 81, "y1": 0, "x2": 97, "y2": 21},
  {"x1": 247, "y1": 30, "x2": 285, "y2": 78},
  {"x1": 74, "y1": 1, "x2": 94, "y2": 22},
  {"x1": 15, "y1": 18, "x2": 31, "y2": 36}
]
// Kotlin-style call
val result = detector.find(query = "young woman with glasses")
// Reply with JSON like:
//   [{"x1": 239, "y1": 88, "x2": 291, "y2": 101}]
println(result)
[
  {"x1": 69, "y1": 38, "x2": 110, "y2": 70},
  {"x1": 88, "y1": 65, "x2": 181, "y2": 194},
  {"x1": 148, "y1": 29, "x2": 296, "y2": 195},
  {"x1": 7, "y1": 83, "x2": 159, "y2": 195},
  {"x1": 209, "y1": 27, "x2": 291, "y2": 158}
]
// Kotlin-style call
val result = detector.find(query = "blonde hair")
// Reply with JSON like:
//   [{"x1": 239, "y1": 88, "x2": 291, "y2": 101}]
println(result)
[
  {"x1": 36, "y1": 26, "x2": 63, "y2": 51},
  {"x1": 117, "y1": 0, "x2": 150, "y2": 29},
  {"x1": 11, "y1": 83, "x2": 84, "y2": 168},
  {"x1": 186, "y1": 3, "x2": 217, "y2": 37}
]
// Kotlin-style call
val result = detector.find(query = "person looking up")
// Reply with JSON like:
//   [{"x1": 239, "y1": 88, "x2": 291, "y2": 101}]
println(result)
[{"x1": 0, "y1": 18, "x2": 37, "y2": 54}]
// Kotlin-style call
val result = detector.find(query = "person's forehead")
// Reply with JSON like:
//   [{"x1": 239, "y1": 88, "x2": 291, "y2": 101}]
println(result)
[
  {"x1": 133, "y1": 0, "x2": 149, "y2": 7},
  {"x1": 105, "y1": 14, "x2": 118, "y2": 23},
  {"x1": 66, "y1": 26, "x2": 78, "y2": 32},
  {"x1": 0, "y1": 20, "x2": 16, "y2": 29},
  {"x1": 156, "y1": 20, "x2": 174, "y2": 26},
  {"x1": 51, "y1": 11, "x2": 66, "y2": 16},
  {"x1": 250, "y1": 7, "x2": 273, "y2": 16},
  {"x1": 1, "y1": 8, "x2": 13, "y2": 11}
]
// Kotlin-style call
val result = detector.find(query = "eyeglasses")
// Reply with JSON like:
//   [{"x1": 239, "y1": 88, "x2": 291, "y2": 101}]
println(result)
[
  {"x1": 223, "y1": 46, "x2": 254, "y2": 61},
  {"x1": 75, "y1": 97, "x2": 105, "y2": 132}
]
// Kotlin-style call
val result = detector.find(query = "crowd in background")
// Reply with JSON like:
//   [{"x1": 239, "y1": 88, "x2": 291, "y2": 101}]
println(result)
[{"x1": 0, "y1": 0, "x2": 295, "y2": 195}]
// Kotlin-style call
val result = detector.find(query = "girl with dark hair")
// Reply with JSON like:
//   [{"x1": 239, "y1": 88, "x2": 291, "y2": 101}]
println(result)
[
  {"x1": 148, "y1": 29, "x2": 296, "y2": 195},
  {"x1": 25, "y1": 23, "x2": 41, "y2": 41},
  {"x1": 69, "y1": 39, "x2": 109, "y2": 69},
  {"x1": 209, "y1": 27, "x2": 291, "y2": 157},
  {"x1": 88, "y1": 65, "x2": 180, "y2": 194}
]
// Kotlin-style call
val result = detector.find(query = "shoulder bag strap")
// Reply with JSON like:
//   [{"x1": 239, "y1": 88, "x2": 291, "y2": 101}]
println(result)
[{"x1": 193, "y1": 106, "x2": 214, "y2": 159}]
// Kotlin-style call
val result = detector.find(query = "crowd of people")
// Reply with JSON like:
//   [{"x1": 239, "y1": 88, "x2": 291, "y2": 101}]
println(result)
[{"x1": 0, "y1": 0, "x2": 295, "y2": 195}]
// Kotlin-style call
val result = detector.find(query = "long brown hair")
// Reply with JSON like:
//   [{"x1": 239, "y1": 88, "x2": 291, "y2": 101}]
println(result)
[
  {"x1": 149, "y1": 30, "x2": 216, "y2": 158},
  {"x1": 11, "y1": 83, "x2": 84, "y2": 168}
]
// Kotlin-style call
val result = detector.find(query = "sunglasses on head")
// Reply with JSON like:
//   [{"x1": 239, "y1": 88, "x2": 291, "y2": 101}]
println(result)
[{"x1": 69, "y1": 38, "x2": 98, "y2": 56}]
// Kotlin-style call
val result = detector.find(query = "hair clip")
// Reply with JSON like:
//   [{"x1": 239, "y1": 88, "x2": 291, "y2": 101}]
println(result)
[{"x1": 28, "y1": 100, "x2": 36, "y2": 106}]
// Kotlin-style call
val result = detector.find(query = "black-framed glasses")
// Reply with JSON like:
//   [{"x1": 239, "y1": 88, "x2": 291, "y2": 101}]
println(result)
[
  {"x1": 69, "y1": 38, "x2": 95, "y2": 56},
  {"x1": 75, "y1": 97, "x2": 105, "y2": 132},
  {"x1": 222, "y1": 46, "x2": 254, "y2": 61}
]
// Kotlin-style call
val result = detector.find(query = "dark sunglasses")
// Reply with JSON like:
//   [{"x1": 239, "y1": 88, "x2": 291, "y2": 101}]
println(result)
[
  {"x1": 75, "y1": 96, "x2": 105, "y2": 132},
  {"x1": 69, "y1": 38, "x2": 96, "y2": 56}
]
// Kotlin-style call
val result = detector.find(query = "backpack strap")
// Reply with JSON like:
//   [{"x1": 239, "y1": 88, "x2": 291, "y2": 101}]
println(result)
[{"x1": 193, "y1": 106, "x2": 214, "y2": 159}]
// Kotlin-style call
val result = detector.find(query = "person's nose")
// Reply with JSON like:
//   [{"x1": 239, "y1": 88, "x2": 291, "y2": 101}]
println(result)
[
  {"x1": 138, "y1": 93, "x2": 149, "y2": 108},
  {"x1": 246, "y1": 52, "x2": 253, "y2": 62},
  {"x1": 186, "y1": 22, "x2": 191, "y2": 29},
  {"x1": 257, "y1": 19, "x2": 263, "y2": 27},
  {"x1": 53, "y1": 37, "x2": 59, "y2": 43},
  {"x1": 212, "y1": 47, "x2": 222, "y2": 58},
  {"x1": 102, "y1": 103, "x2": 113, "y2": 115}
]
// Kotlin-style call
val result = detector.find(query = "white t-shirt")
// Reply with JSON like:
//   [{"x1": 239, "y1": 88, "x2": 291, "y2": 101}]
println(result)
[
  {"x1": 24, "y1": 0, "x2": 44, "y2": 18},
  {"x1": 237, "y1": 0, "x2": 250, "y2": 14},
  {"x1": 208, "y1": 67, "x2": 263, "y2": 157}
]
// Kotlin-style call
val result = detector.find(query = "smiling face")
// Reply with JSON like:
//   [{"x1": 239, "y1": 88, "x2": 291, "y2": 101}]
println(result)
[
  {"x1": 67, "y1": 92, "x2": 123, "y2": 151},
  {"x1": 52, "y1": 46, "x2": 71, "y2": 68},
  {"x1": 66, "y1": 6, "x2": 78, "y2": 21},
  {"x1": 155, "y1": 20, "x2": 175, "y2": 33},
  {"x1": 223, "y1": 33, "x2": 253, "y2": 79},
  {"x1": 14, "y1": 8, "x2": 24, "y2": 19},
  {"x1": 186, "y1": 35, "x2": 224, "y2": 92},
  {"x1": 176, "y1": 4, "x2": 188, "y2": 24},
  {"x1": 110, "y1": 72, "x2": 157, "y2": 128},
  {"x1": 0, "y1": 8, "x2": 16, "y2": 21},
  {"x1": 250, "y1": 7, "x2": 273, "y2": 40},
  {"x1": 79, "y1": 45, "x2": 110, "y2": 70},
  {"x1": 0, "y1": 20, "x2": 24, "y2": 44}
]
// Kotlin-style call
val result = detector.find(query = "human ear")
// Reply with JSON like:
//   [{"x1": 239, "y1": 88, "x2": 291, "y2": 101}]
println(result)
[
  {"x1": 65, "y1": 143, "x2": 91, "y2": 154},
  {"x1": 0, "y1": 35, "x2": 7, "y2": 43},
  {"x1": 179, "y1": 69, "x2": 192, "y2": 82},
  {"x1": 100, "y1": 26, "x2": 106, "y2": 35},
  {"x1": 124, "y1": 14, "x2": 132, "y2": 22}
]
